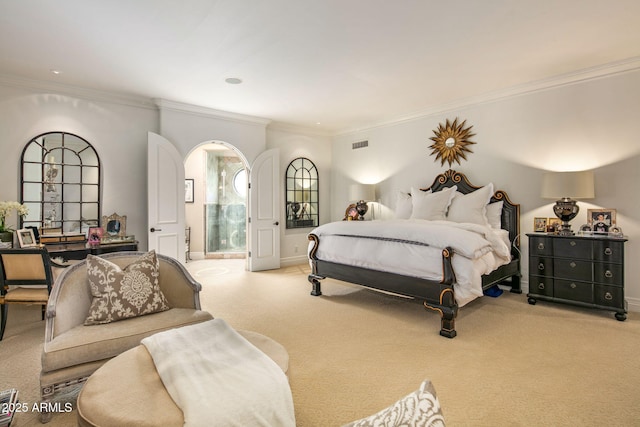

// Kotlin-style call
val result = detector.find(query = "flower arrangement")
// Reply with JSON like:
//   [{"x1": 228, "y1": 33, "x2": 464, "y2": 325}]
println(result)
[{"x1": 0, "y1": 201, "x2": 29, "y2": 233}]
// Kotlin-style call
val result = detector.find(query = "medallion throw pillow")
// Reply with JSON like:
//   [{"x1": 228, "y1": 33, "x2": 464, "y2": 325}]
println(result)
[{"x1": 84, "y1": 250, "x2": 170, "y2": 325}]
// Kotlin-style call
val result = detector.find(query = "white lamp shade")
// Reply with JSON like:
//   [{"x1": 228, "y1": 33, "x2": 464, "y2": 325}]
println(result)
[
  {"x1": 349, "y1": 184, "x2": 375, "y2": 202},
  {"x1": 541, "y1": 171, "x2": 595, "y2": 199}
]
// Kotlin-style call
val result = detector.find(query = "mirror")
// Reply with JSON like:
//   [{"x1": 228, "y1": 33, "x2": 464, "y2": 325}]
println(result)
[
  {"x1": 285, "y1": 157, "x2": 319, "y2": 229},
  {"x1": 21, "y1": 132, "x2": 101, "y2": 234},
  {"x1": 428, "y1": 118, "x2": 477, "y2": 167}
]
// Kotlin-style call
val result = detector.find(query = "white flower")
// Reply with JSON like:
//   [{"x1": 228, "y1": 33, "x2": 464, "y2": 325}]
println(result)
[{"x1": 0, "y1": 201, "x2": 29, "y2": 232}]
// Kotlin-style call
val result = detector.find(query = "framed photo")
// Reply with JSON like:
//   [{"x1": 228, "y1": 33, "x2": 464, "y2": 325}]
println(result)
[
  {"x1": 185, "y1": 179, "x2": 194, "y2": 203},
  {"x1": 588, "y1": 208, "x2": 616, "y2": 234},
  {"x1": 547, "y1": 218, "x2": 561, "y2": 232},
  {"x1": 88, "y1": 227, "x2": 104, "y2": 244},
  {"x1": 533, "y1": 217, "x2": 548, "y2": 232},
  {"x1": 17, "y1": 228, "x2": 37, "y2": 247},
  {"x1": 343, "y1": 204, "x2": 360, "y2": 221}
]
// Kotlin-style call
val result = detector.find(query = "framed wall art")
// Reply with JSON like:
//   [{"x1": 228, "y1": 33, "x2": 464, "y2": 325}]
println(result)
[{"x1": 185, "y1": 179, "x2": 194, "y2": 203}]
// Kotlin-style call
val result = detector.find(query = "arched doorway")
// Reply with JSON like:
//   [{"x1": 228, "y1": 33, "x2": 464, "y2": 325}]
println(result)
[{"x1": 184, "y1": 141, "x2": 250, "y2": 261}]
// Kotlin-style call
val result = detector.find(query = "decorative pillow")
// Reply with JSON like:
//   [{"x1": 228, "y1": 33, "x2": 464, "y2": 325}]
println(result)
[
  {"x1": 446, "y1": 183, "x2": 494, "y2": 226},
  {"x1": 394, "y1": 191, "x2": 415, "y2": 219},
  {"x1": 410, "y1": 186, "x2": 457, "y2": 221},
  {"x1": 342, "y1": 379, "x2": 445, "y2": 427},
  {"x1": 84, "y1": 250, "x2": 170, "y2": 325},
  {"x1": 486, "y1": 200, "x2": 504, "y2": 229}
]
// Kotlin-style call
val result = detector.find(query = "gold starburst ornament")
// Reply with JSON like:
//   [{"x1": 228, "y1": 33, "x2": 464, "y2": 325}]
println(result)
[{"x1": 429, "y1": 118, "x2": 476, "y2": 167}]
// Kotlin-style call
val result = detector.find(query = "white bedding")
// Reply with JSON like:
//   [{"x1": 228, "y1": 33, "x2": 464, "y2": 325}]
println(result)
[
  {"x1": 308, "y1": 219, "x2": 512, "y2": 307},
  {"x1": 141, "y1": 319, "x2": 296, "y2": 427}
]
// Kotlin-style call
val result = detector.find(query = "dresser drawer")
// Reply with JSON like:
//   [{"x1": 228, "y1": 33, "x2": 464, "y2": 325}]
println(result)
[
  {"x1": 593, "y1": 240, "x2": 624, "y2": 263},
  {"x1": 594, "y1": 285, "x2": 624, "y2": 309},
  {"x1": 553, "y1": 259, "x2": 592, "y2": 282},
  {"x1": 528, "y1": 276, "x2": 554, "y2": 297},
  {"x1": 529, "y1": 236, "x2": 552, "y2": 256},
  {"x1": 554, "y1": 279, "x2": 593, "y2": 304},
  {"x1": 553, "y1": 238, "x2": 592, "y2": 259},
  {"x1": 530, "y1": 256, "x2": 553, "y2": 277},
  {"x1": 594, "y1": 263, "x2": 623, "y2": 286}
]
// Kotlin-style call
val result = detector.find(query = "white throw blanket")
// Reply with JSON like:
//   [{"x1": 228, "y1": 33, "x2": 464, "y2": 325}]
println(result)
[{"x1": 141, "y1": 319, "x2": 296, "y2": 427}]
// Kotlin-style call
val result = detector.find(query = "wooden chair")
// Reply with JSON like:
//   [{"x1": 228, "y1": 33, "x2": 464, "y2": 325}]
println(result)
[{"x1": 0, "y1": 247, "x2": 54, "y2": 341}]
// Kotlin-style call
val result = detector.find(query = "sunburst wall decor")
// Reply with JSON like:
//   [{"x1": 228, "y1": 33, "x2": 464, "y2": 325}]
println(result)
[{"x1": 429, "y1": 118, "x2": 476, "y2": 167}]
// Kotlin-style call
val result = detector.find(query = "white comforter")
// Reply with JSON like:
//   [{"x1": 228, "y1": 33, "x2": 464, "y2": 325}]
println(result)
[
  {"x1": 141, "y1": 319, "x2": 296, "y2": 427},
  {"x1": 309, "y1": 219, "x2": 512, "y2": 306}
]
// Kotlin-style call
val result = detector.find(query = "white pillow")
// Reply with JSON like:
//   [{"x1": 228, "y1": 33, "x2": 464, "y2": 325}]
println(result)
[
  {"x1": 446, "y1": 183, "x2": 494, "y2": 226},
  {"x1": 410, "y1": 186, "x2": 457, "y2": 221},
  {"x1": 486, "y1": 200, "x2": 504, "y2": 229},
  {"x1": 394, "y1": 191, "x2": 414, "y2": 219}
]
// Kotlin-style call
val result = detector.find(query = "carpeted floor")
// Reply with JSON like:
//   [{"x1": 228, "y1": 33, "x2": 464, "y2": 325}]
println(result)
[{"x1": 2, "y1": 258, "x2": 639, "y2": 426}]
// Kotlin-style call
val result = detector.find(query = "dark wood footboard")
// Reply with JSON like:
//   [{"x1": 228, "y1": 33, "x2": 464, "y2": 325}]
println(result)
[
  {"x1": 308, "y1": 233, "x2": 461, "y2": 338},
  {"x1": 306, "y1": 169, "x2": 521, "y2": 339}
]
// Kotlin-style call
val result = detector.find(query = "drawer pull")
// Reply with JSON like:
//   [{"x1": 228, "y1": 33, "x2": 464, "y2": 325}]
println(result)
[
  {"x1": 605, "y1": 270, "x2": 613, "y2": 278},
  {"x1": 605, "y1": 292, "x2": 613, "y2": 301},
  {"x1": 570, "y1": 283, "x2": 577, "y2": 289},
  {"x1": 569, "y1": 261, "x2": 576, "y2": 268},
  {"x1": 604, "y1": 248, "x2": 613, "y2": 256},
  {"x1": 570, "y1": 241, "x2": 576, "y2": 246},
  {"x1": 538, "y1": 263, "x2": 545, "y2": 271},
  {"x1": 538, "y1": 283, "x2": 545, "y2": 290},
  {"x1": 537, "y1": 243, "x2": 545, "y2": 250}
]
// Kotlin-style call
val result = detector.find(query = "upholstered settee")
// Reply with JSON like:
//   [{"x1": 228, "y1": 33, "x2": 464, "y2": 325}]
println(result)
[{"x1": 39, "y1": 251, "x2": 213, "y2": 423}]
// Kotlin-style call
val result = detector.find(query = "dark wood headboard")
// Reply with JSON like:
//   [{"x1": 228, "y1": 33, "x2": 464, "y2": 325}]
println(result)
[{"x1": 424, "y1": 169, "x2": 520, "y2": 255}]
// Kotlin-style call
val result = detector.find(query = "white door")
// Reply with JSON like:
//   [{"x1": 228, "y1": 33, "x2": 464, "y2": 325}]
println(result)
[
  {"x1": 248, "y1": 149, "x2": 280, "y2": 271},
  {"x1": 147, "y1": 132, "x2": 185, "y2": 261}
]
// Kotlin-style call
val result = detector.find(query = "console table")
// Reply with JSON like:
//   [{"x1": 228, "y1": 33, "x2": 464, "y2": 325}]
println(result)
[{"x1": 46, "y1": 242, "x2": 139, "y2": 263}]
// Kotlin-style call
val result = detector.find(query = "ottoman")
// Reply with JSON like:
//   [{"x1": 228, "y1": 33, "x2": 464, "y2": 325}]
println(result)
[{"x1": 77, "y1": 330, "x2": 289, "y2": 427}]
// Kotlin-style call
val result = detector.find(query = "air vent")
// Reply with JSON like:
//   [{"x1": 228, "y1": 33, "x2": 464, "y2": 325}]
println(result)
[{"x1": 352, "y1": 140, "x2": 369, "y2": 149}]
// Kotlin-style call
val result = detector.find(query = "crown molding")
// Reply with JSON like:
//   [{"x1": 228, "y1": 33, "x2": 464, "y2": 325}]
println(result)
[
  {"x1": 0, "y1": 73, "x2": 156, "y2": 110},
  {"x1": 336, "y1": 56, "x2": 640, "y2": 136},
  {"x1": 267, "y1": 121, "x2": 333, "y2": 137},
  {"x1": 154, "y1": 98, "x2": 271, "y2": 127}
]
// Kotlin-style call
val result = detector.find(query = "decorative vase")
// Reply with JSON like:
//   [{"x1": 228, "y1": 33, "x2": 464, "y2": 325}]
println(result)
[{"x1": 0, "y1": 231, "x2": 13, "y2": 245}]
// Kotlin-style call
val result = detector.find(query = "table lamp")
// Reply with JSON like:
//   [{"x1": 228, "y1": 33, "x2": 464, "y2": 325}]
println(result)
[
  {"x1": 349, "y1": 184, "x2": 375, "y2": 220},
  {"x1": 541, "y1": 170, "x2": 595, "y2": 236}
]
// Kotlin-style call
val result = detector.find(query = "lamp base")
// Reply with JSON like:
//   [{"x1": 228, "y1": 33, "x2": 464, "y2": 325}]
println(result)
[
  {"x1": 355, "y1": 200, "x2": 368, "y2": 220},
  {"x1": 553, "y1": 198, "x2": 579, "y2": 235}
]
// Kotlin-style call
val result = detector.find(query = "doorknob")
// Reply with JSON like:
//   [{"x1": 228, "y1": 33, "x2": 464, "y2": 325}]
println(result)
[
  {"x1": 274, "y1": 221, "x2": 279, "y2": 226},
  {"x1": 150, "y1": 227, "x2": 162, "y2": 232}
]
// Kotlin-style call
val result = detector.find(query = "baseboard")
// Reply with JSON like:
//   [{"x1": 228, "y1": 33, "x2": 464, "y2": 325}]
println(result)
[
  {"x1": 522, "y1": 280, "x2": 639, "y2": 313},
  {"x1": 280, "y1": 255, "x2": 308, "y2": 267}
]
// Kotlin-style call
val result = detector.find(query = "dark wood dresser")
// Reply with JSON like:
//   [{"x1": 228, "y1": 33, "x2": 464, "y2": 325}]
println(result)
[{"x1": 527, "y1": 233, "x2": 627, "y2": 321}]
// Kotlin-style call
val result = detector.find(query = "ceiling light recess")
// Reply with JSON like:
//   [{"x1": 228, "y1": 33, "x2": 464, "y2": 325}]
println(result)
[{"x1": 225, "y1": 77, "x2": 242, "y2": 85}]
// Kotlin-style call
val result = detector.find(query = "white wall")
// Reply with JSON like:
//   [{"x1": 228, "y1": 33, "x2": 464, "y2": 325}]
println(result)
[{"x1": 332, "y1": 69, "x2": 640, "y2": 311}]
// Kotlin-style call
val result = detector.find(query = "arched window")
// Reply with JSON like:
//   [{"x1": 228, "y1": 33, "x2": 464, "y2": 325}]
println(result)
[
  {"x1": 21, "y1": 132, "x2": 101, "y2": 234},
  {"x1": 285, "y1": 157, "x2": 318, "y2": 229}
]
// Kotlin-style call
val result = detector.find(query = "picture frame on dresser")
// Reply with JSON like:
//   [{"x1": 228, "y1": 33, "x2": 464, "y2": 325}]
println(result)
[
  {"x1": 17, "y1": 228, "x2": 37, "y2": 247},
  {"x1": 533, "y1": 217, "x2": 547, "y2": 232},
  {"x1": 587, "y1": 208, "x2": 616, "y2": 234}
]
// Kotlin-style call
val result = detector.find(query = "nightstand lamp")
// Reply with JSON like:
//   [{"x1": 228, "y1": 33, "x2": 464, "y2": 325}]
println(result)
[
  {"x1": 542, "y1": 170, "x2": 595, "y2": 236},
  {"x1": 349, "y1": 184, "x2": 375, "y2": 220}
]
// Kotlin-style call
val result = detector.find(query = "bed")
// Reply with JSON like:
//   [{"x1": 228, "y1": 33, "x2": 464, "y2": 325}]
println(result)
[{"x1": 307, "y1": 169, "x2": 521, "y2": 338}]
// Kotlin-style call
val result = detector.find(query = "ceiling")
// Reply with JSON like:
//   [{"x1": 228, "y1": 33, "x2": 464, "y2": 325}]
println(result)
[{"x1": 1, "y1": 1, "x2": 639, "y2": 134}]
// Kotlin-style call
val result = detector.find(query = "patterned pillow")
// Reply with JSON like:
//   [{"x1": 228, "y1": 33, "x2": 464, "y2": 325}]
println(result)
[
  {"x1": 343, "y1": 379, "x2": 445, "y2": 427},
  {"x1": 84, "y1": 250, "x2": 170, "y2": 325}
]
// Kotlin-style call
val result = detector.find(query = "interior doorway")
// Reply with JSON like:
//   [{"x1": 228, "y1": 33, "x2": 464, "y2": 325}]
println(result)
[{"x1": 184, "y1": 141, "x2": 249, "y2": 261}]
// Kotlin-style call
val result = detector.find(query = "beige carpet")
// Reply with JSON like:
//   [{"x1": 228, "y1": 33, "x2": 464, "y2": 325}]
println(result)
[{"x1": 2, "y1": 259, "x2": 639, "y2": 426}]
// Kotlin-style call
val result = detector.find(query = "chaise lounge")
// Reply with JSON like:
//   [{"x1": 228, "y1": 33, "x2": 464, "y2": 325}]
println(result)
[{"x1": 39, "y1": 251, "x2": 213, "y2": 423}]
